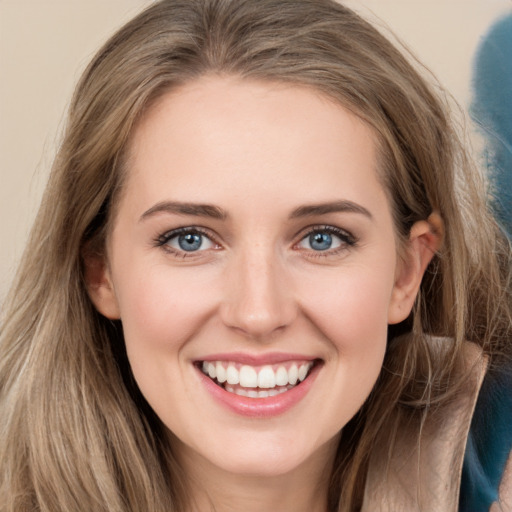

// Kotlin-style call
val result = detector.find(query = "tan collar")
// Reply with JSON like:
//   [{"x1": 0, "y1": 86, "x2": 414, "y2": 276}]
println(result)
[{"x1": 362, "y1": 341, "x2": 487, "y2": 512}]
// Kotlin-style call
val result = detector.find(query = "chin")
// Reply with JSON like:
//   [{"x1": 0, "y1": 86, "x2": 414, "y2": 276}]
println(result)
[{"x1": 192, "y1": 430, "x2": 338, "y2": 479}]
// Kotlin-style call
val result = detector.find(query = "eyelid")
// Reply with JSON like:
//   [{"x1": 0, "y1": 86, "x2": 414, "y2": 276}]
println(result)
[
  {"x1": 293, "y1": 224, "x2": 357, "y2": 254},
  {"x1": 154, "y1": 226, "x2": 222, "y2": 256},
  {"x1": 153, "y1": 224, "x2": 357, "y2": 259}
]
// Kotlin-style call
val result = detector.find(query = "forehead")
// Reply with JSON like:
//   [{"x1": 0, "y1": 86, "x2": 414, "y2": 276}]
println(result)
[{"x1": 121, "y1": 75, "x2": 388, "y2": 216}]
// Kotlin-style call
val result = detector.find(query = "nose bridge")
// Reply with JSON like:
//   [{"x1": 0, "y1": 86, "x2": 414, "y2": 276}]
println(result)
[{"x1": 221, "y1": 242, "x2": 295, "y2": 338}]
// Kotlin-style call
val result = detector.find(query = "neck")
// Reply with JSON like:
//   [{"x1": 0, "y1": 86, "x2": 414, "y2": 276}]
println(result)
[{"x1": 176, "y1": 436, "x2": 339, "y2": 512}]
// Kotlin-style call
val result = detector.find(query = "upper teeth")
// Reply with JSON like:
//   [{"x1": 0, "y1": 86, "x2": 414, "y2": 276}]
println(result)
[{"x1": 201, "y1": 361, "x2": 314, "y2": 388}]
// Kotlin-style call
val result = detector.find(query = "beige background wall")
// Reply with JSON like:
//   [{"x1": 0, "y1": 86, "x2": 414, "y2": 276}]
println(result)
[{"x1": 1, "y1": 0, "x2": 511, "y2": 302}]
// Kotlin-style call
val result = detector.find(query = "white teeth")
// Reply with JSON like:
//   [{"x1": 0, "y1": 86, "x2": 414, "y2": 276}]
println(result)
[
  {"x1": 225, "y1": 384, "x2": 291, "y2": 397},
  {"x1": 201, "y1": 360, "x2": 315, "y2": 392},
  {"x1": 207, "y1": 362, "x2": 216, "y2": 379},
  {"x1": 298, "y1": 363, "x2": 309, "y2": 382},
  {"x1": 216, "y1": 362, "x2": 227, "y2": 383},
  {"x1": 226, "y1": 364, "x2": 239, "y2": 385},
  {"x1": 257, "y1": 365, "x2": 276, "y2": 388},
  {"x1": 239, "y1": 365, "x2": 258, "y2": 388},
  {"x1": 288, "y1": 364, "x2": 298, "y2": 385},
  {"x1": 275, "y1": 366, "x2": 289, "y2": 386}
]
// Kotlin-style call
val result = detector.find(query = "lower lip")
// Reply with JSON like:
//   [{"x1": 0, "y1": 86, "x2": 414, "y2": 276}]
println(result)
[{"x1": 196, "y1": 363, "x2": 321, "y2": 418}]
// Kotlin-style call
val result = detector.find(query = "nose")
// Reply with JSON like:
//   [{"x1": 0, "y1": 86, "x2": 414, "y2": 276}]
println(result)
[{"x1": 220, "y1": 247, "x2": 297, "y2": 340}]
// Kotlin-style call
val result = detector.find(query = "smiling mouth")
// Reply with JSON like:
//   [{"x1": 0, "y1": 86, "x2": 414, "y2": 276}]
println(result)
[{"x1": 198, "y1": 360, "x2": 319, "y2": 398}]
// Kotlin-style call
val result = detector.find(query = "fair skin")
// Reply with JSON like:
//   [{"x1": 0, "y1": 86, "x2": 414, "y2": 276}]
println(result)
[{"x1": 87, "y1": 76, "x2": 441, "y2": 512}]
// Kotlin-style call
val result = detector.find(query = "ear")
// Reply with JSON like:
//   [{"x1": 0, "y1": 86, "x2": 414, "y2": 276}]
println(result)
[
  {"x1": 83, "y1": 253, "x2": 121, "y2": 320},
  {"x1": 388, "y1": 212, "x2": 443, "y2": 324}
]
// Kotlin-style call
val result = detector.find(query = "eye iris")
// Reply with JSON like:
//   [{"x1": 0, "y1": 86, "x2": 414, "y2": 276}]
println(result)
[
  {"x1": 178, "y1": 233, "x2": 202, "y2": 251},
  {"x1": 310, "y1": 232, "x2": 332, "y2": 251}
]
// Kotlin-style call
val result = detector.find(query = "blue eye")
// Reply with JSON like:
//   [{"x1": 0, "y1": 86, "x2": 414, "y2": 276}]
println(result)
[
  {"x1": 178, "y1": 233, "x2": 203, "y2": 251},
  {"x1": 297, "y1": 227, "x2": 354, "y2": 253},
  {"x1": 158, "y1": 228, "x2": 216, "y2": 253},
  {"x1": 309, "y1": 232, "x2": 333, "y2": 251}
]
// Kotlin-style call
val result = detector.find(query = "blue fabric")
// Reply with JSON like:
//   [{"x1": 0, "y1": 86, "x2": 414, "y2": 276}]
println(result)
[
  {"x1": 470, "y1": 14, "x2": 512, "y2": 239},
  {"x1": 459, "y1": 365, "x2": 512, "y2": 511},
  {"x1": 460, "y1": 15, "x2": 512, "y2": 511}
]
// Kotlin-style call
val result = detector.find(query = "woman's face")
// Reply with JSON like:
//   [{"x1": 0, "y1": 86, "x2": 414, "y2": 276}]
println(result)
[{"x1": 90, "y1": 76, "x2": 425, "y2": 478}]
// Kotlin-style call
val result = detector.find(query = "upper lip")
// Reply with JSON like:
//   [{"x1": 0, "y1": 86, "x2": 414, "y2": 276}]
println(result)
[{"x1": 195, "y1": 352, "x2": 319, "y2": 365}]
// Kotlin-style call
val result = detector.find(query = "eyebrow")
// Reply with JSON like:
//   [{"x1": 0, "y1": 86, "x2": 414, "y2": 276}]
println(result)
[
  {"x1": 289, "y1": 200, "x2": 373, "y2": 220},
  {"x1": 140, "y1": 201, "x2": 228, "y2": 221},
  {"x1": 139, "y1": 199, "x2": 372, "y2": 222}
]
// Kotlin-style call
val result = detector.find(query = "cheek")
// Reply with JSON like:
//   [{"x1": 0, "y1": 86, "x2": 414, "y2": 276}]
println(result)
[
  {"x1": 296, "y1": 260, "x2": 396, "y2": 353},
  {"x1": 112, "y1": 262, "x2": 219, "y2": 383},
  {"x1": 112, "y1": 264, "x2": 226, "y2": 430},
  {"x1": 116, "y1": 260, "x2": 216, "y2": 335},
  {"x1": 294, "y1": 264, "x2": 394, "y2": 430}
]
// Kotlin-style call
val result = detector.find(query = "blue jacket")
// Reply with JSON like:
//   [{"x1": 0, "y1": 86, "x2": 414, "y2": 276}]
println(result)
[{"x1": 460, "y1": 363, "x2": 512, "y2": 511}]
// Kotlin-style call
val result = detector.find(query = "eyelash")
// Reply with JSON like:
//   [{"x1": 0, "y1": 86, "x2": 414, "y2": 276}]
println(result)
[
  {"x1": 294, "y1": 225, "x2": 357, "y2": 258},
  {"x1": 154, "y1": 225, "x2": 357, "y2": 259},
  {"x1": 154, "y1": 227, "x2": 220, "y2": 258}
]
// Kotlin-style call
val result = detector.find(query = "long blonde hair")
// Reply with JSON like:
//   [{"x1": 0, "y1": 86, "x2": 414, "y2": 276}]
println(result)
[{"x1": 1, "y1": 1, "x2": 511, "y2": 510}]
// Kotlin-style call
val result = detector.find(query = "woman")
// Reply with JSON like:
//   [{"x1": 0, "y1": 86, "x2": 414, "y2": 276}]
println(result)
[{"x1": 1, "y1": 1, "x2": 511, "y2": 511}]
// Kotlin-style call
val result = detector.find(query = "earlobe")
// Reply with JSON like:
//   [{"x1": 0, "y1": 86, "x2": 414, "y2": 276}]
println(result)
[
  {"x1": 83, "y1": 253, "x2": 121, "y2": 320},
  {"x1": 388, "y1": 212, "x2": 443, "y2": 324}
]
